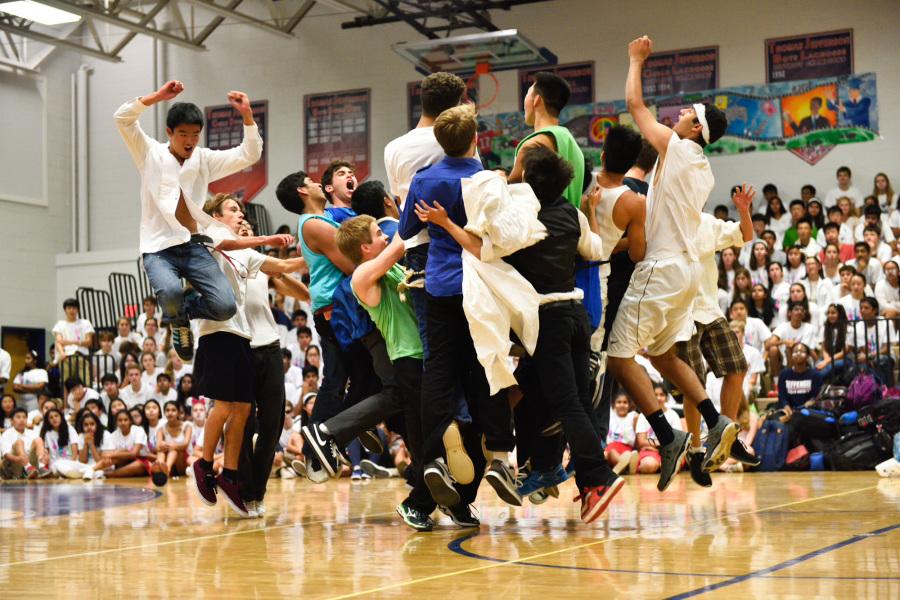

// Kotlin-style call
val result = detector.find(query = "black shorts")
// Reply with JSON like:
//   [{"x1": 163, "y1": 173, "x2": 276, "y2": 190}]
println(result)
[{"x1": 195, "y1": 331, "x2": 255, "y2": 404}]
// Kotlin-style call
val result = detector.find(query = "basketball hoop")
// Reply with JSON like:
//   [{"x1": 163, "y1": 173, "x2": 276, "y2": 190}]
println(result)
[{"x1": 466, "y1": 62, "x2": 500, "y2": 111}]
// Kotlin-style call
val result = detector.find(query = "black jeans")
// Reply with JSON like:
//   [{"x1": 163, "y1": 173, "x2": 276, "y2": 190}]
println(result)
[
  {"x1": 238, "y1": 342, "x2": 285, "y2": 501},
  {"x1": 514, "y1": 356, "x2": 565, "y2": 472},
  {"x1": 307, "y1": 313, "x2": 351, "y2": 459},
  {"x1": 530, "y1": 302, "x2": 612, "y2": 489},
  {"x1": 421, "y1": 293, "x2": 514, "y2": 462}
]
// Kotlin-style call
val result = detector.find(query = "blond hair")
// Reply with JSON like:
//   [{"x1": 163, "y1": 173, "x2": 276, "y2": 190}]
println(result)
[
  {"x1": 203, "y1": 193, "x2": 240, "y2": 217},
  {"x1": 335, "y1": 215, "x2": 376, "y2": 265},
  {"x1": 434, "y1": 103, "x2": 477, "y2": 157}
]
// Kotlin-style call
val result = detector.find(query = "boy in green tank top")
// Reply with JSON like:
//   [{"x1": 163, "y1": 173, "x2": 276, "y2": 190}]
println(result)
[{"x1": 334, "y1": 215, "x2": 445, "y2": 532}]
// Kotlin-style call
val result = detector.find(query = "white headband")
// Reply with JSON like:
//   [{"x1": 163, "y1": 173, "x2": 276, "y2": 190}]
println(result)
[{"x1": 693, "y1": 103, "x2": 710, "y2": 144}]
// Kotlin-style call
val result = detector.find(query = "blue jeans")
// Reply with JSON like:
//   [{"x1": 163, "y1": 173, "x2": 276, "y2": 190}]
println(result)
[{"x1": 142, "y1": 240, "x2": 237, "y2": 325}]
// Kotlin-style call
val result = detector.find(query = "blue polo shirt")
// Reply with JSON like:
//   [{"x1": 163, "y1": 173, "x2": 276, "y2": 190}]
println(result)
[{"x1": 399, "y1": 156, "x2": 483, "y2": 297}]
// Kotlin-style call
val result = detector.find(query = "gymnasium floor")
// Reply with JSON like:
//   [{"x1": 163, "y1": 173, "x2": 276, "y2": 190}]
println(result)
[{"x1": 1, "y1": 472, "x2": 898, "y2": 598}]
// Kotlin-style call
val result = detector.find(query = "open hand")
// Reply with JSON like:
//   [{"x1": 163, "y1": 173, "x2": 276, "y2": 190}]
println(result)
[
  {"x1": 157, "y1": 80, "x2": 184, "y2": 101},
  {"x1": 414, "y1": 200, "x2": 450, "y2": 228},
  {"x1": 227, "y1": 91, "x2": 252, "y2": 115},
  {"x1": 267, "y1": 234, "x2": 295, "y2": 248},
  {"x1": 732, "y1": 183, "x2": 756, "y2": 213},
  {"x1": 628, "y1": 36, "x2": 653, "y2": 62}
]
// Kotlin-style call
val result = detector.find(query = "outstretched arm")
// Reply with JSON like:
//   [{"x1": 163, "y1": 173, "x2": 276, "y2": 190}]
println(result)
[
  {"x1": 352, "y1": 235, "x2": 407, "y2": 307},
  {"x1": 261, "y1": 256, "x2": 306, "y2": 275},
  {"x1": 625, "y1": 36, "x2": 672, "y2": 155},
  {"x1": 216, "y1": 234, "x2": 294, "y2": 252},
  {"x1": 732, "y1": 184, "x2": 756, "y2": 243},
  {"x1": 205, "y1": 91, "x2": 263, "y2": 181},
  {"x1": 415, "y1": 200, "x2": 483, "y2": 259},
  {"x1": 114, "y1": 80, "x2": 183, "y2": 169}
]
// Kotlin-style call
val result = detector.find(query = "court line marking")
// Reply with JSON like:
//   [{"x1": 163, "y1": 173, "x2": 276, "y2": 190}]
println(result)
[
  {"x1": 0, "y1": 509, "x2": 399, "y2": 569},
  {"x1": 325, "y1": 484, "x2": 878, "y2": 599},
  {"x1": 665, "y1": 522, "x2": 900, "y2": 599}
]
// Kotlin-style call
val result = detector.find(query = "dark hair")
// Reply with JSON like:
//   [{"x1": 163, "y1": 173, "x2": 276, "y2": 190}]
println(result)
[
  {"x1": 100, "y1": 373, "x2": 118, "y2": 385},
  {"x1": 860, "y1": 296, "x2": 879, "y2": 313},
  {"x1": 84, "y1": 398, "x2": 105, "y2": 414},
  {"x1": 749, "y1": 284, "x2": 776, "y2": 326},
  {"x1": 351, "y1": 180, "x2": 389, "y2": 219},
  {"x1": 76, "y1": 410, "x2": 104, "y2": 448},
  {"x1": 763, "y1": 183, "x2": 778, "y2": 195},
  {"x1": 521, "y1": 145, "x2": 574, "y2": 202},
  {"x1": 717, "y1": 246, "x2": 737, "y2": 290},
  {"x1": 854, "y1": 241, "x2": 870, "y2": 253},
  {"x1": 65, "y1": 376, "x2": 85, "y2": 389},
  {"x1": 714, "y1": 204, "x2": 729, "y2": 214},
  {"x1": 156, "y1": 372, "x2": 172, "y2": 383},
  {"x1": 581, "y1": 157, "x2": 594, "y2": 193},
  {"x1": 143, "y1": 398, "x2": 162, "y2": 425},
  {"x1": 823, "y1": 303, "x2": 848, "y2": 358},
  {"x1": 176, "y1": 373, "x2": 194, "y2": 406},
  {"x1": 63, "y1": 298, "x2": 79, "y2": 310},
  {"x1": 765, "y1": 197, "x2": 787, "y2": 221},
  {"x1": 751, "y1": 213, "x2": 767, "y2": 223},
  {"x1": 797, "y1": 216, "x2": 813, "y2": 228},
  {"x1": 787, "y1": 298, "x2": 811, "y2": 323},
  {"x1": 322, "y1": 160, "x2": 354, "y2": 202},
  {"x1": 281, "y1": 348, "x2": 293, "y2": 360},
  {"x1": 302, "y1": 365, "x2": 319, "y2": 378},
  {"x1": 142, "y1": 295, "x2": 157, "y2": 306},
  {"x1": 275, "y1": 171, "x2": 309, "y2": 215},
  {"x1": 420, "y1": 72, "x2": 467, "y2": 118},
  {"x1": 107, "y1": 398, "x2": 127, "y2": 432},
  {"x1": 163, "y1": 400, "x2": 179, "y2": 413},
  {"x1": 863, "y1": 224, "x2": 882, "y2": 237},
  {"x1": 749, "y1": 241, "x2": 770, "y2": 271},
  {"x1": 118, "y1": 352, "x2": 139, "y2": 382},
  {"x1": 823, "y1": 222, "x2": 839, "y2": 232},
  {"x1": 601, "y1": 125, "x2": 642, "y2": 174},
  {"x1": 292, "y1": 309, "x2": 308, "y2": 320},
  {"x1": 40, "y1": 408, "x2": 69, "y2": 448},
  {"x1": 633, "y1": 139, "x2": 658, "y2": 172},
  {"x1": 789, "y1": 199, "x2": 805, "y2": 210},
  {"x1": 699, "y1": 102, "x2": 727, "y2": 146},
  {"x1": 0, "y1": 394, "x2": 16, "y2": 420},
  {"x1": 11, "y1": 407, "x2": 27, "y2": 419},
  {"x1": 837, "y1": 166, "x2": 852, "y2": 178},
  {"x1": 532, "y1": 72, "x2": 571, "y2": 116},
  {"x1": 296, "y1": 326, "x2": 313, "y2": 338},
  {"x1": 802, "y1": 184, "x2": 817, "y2": 196},
  {"x1": 731, "y1": 267, "x2": 753, "y2": 306},
  {"x1": 166, "y1": 102, "x2": 203, "y2": 130}
]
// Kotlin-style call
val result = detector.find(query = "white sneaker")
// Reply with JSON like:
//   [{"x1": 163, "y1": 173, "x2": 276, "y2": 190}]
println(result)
[
  {"x1": 83, "y1": 469, "x2": 94, "y2": 480},
  {"x1": 255, "y1": 501, "x2": 266, "y2": 517},
  {"x1": 245, "y1": 501, "x2": 259, "y2": 518},
  {"x1": 876, "y1": 458, "x2": 900, "y2": 478},
  {"x1": 280, "y1": 467, "x2": 296, "y2": 479},
  {"x1": 93, "y1": 470, "x2": 106, "y2": 480}
]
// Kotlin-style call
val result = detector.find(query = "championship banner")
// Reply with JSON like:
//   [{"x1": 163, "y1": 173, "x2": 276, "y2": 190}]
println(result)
[
  {"x1": 766, "y1": 29, "x2": 853, "y2": 83},
  {"x1": 642, "y1": 46, "x2": 718, "y2": 96},
  {"x1": 205, "y1": 100, "x2": 268, "y2": 202},
  {"x1": 304, "y1": 88, "x2": 371, "y2": 181},
  {"x1": 407, "y1": 75, "x2": 479, "y2": 130},
  {"x1": 518, "y1": 61, "x2": 594, "y2": 107},
  {"x1": 476, "y1": 72, "x2": 878, "y2": 169}
]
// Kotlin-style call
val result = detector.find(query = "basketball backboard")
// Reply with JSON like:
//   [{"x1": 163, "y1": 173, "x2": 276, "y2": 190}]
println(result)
[{"x1": 392, "y1": 29, "x2": 557, "y2": 75}]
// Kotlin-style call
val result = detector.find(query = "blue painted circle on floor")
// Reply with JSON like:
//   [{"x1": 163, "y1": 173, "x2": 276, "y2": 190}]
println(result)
[{"x1": 0, "y1": 483, "x2": 161, "y2": 520}]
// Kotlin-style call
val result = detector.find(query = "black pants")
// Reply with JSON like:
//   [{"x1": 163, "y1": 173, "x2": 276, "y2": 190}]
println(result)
[
  {"x1": 237, "y1": 342, "x2": 285, "y2": 501},
  {"x1": 421, "y1": 293, "x2": 513, "y2": 462},
  {"x1": 529, "y1": 302, "x2": 612, "y2": 489},
  {"x1": 392, "y1": 357, "x2": 439, "y2": 514},
  {"x1": 309, "y1": 313, "x2": 351, "y2": 433},
  {"x1": 514, "y1": 356, "x2": 565, "y2": 471},
  {"x1": 324, "y1": 330, "x2": 399, "y2": 446}
]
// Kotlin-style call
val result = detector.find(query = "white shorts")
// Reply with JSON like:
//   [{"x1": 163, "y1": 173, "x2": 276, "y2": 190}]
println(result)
[{"x1": 607, "y1": 255, "x2": 701, "y2": 358}]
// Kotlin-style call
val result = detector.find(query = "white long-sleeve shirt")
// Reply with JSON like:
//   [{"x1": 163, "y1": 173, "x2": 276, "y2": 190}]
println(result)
[{"x1": 114, "y1": 98, "x2": 263, "y2": 254}]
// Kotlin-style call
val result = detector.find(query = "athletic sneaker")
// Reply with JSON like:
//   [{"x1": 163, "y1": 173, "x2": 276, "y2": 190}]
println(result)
[
  {"x1": 442, "y1": 421, "x2": 474, "y2": 485},
  {"x1": 24, "y1": 464, "x2": 38, "y2": 479},
  {"x1": 360, "y1": 459, "x2": 392, "y2": 479},
  {"x1": 290, "y1": 459, "x2": 307, "y2": 478},
  {"x1": 423, "y1": 459, "x2": 460, "y2": 508},
  {"x1": 216, "y1": 474, "x2": 250, "y2": 517},
  {"x1": 82, "y1": 469, "x2": 94, "y2": 481},
  {"x1": 351, "y1": 467, "x2": 363, "y2": 481},
  {"x1": 170, "y1": 321, "x2": 195, "y2": 362},
  {"x1": 485, "y1": 459, "x2": 522, "y2": 506},
  {"x1": 301, "y1": 423, "x2": 342, "y2": 478},
  {"x1": 516, "y1": 464, "x2": 569, "y2": 498},
  {"x1": 438, "y1": 503, "x2": 480, "y2": 528},
  {"x1": 729, "y1": 438, "x2": 761, "y2": 467},
  {"x1": 397, "y1": 502, "x2": 434, "y2": 532},
  {"x1": 245, "y1": 500, "x2": 259, "y2": 519},
  {"x1": 279, "y1": 467, "x2": 296, "y2": 479},
  {"x1": 577, "y1": 476, "x2": 625, "y2": 524},
  {"x1": 37, "y1": 465, "x2": 53, "y2": 479},
  {"x1": 688, "y1": 447, "x2": 712, "y2": 488},
  {"x1": 256, "y1": 501, "x2": 266, "y2": 517},
  {"x1": 92, "y1": 469, "x2": 106, "y2": 480},
  {"x1": 529, "y1": 490, "x2": 550, "y2": 505},
  {"x1": 657, "y1": 429, "x2": 692, "y2": 492},
  {"x1": 546, "y1": 485, "x2": 560, "y2": 498},
  {"x1": 358, "y1": 429, "x2": 384, "y2": 455},
  {"x1": 613, "y1": 451, "x2": 633, "y2": 475},
  {"x1": 306, "y1": 458, "x2": 331, "y2": 484},
  {"x1": 192, "y1": 460, "x2": 218, "y2": 505},
  {"x1": 702, "y1": 416, "x2": 740, "y2": 472},
  {"x1": 151, "y1": 471, "x2": 169, "y2": 487}
]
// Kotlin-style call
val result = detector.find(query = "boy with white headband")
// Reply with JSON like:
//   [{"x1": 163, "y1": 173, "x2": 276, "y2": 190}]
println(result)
[{"x1": 607, "y1": 36, "x2": 736, "y2": 492}]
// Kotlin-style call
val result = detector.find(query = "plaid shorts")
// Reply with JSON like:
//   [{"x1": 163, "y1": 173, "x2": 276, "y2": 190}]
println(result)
[{"x1": 677, "y1": 318, "x2": 748, "y2": 380}]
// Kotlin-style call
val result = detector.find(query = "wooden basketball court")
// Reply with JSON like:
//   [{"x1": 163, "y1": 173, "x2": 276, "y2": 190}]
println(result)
[{"x1": 1, "y1": 472, "x2": 898, "y2": 598}]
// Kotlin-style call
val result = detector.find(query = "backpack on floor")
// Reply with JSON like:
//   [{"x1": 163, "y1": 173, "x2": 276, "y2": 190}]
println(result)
[
  {"x1": 812, "y1": 384, "x2": 847, "y2": 413},
  {"x1": 753, "y1": 418, "x2": 790, "y2": 472},
  {"x1": 791, "y1": 407, "x2": 840, "y2": 441},
  {"x1": 826, "y1": 430, "x2": 892, "y2": 471},
  {"x1": 856, "y1": 399, "x2": 900, "y2": 436},
  {"x1": 845, "y1": 370, "x2": 883, "y2": 411}
]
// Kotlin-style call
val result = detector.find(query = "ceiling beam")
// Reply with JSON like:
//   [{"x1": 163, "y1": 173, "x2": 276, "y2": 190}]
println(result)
[
  {"x1": 370, "y1": 0, "x2": 437, "y2": 39},
  {"x1": 0, "y1": 21, "x2": 122, "y2": 62},
  {"x1": 182, "y1": 0, "x2": 294, "y2": 38},
  {"x1": 37, "y1": 0, "x2": 206, "y2": 51}
]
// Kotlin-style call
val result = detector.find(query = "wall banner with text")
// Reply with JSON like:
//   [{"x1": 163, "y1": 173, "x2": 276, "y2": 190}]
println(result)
[
  {"x1": 205, "y1": 100, "x2": 268, "y2": 202},
  {"x1": 642, "y1": 46, "x2": 718, "y2": 96},
  {"x1": 766, "y1": 29, "x2": 853, "y2": 83},
  {"x1": 305, "y1": 88, "x2": 371, "y2": 181}
]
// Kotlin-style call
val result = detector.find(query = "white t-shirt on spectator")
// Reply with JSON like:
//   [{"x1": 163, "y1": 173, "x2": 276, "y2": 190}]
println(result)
[
  {"x1": 102, "y1": 426, "x2": 148, "y2": 456},
  {"x1": 838, "y1": 295, "x2": 863, "y2": 321},
  {"x1": 824, "y1": 185, "x2": 863, "y2": 209},
  {"x1": 772, "y1": 321, "x2": 818, "y2": 348},
  {"x1": 53, "y1": 319, "x2": 95, "y2": 357},
  {"x1": 173, "y1": 364, "x2": 193, "y2": 384},
  {"x1": 802, "y1": 278, "x2": 835, "y2": 311},
  {"x1": 0, "y1": 349, "x2": 10, "y2": 387},
  {"x1": 771, "y1": 281, "x2": 791, "y2": 326},
  {"x1": 797, "y1": 239, "x2": 822, "y2": 259},
  {"x1": 816, "y1": 223, "x2": 855, "y2": 247},
  {"x1": 67, "y1": 387, "x2": 100, "y2": 413},
  {"x1": 742, "y1": 317, "x2": 773, "y2": 352},
  {"x1": 141, "y1": 369, "x2": 162, "y2": 392},
  {"x1": 743, "y1": 344, "x2": 766, "y2": 395},
  {"x1": 607, "y1": 410, "x2": 638, "y2": 447},
  {"x1": 284, "y1": 365, "x2": 304, "y2": 389},
  {"x1": 855, "y1": 220, "x2": 895, "y2": 244},
  {"x1": 846, "y1": 320, "x2": 895, "y2": 354},
  {"x1": 120, "y1": 384, "x2": 153, "y2": 409},
  {"x1": 875, "y1": 279, "x2": 900, "y2": 315},
  {"x1": 13, "y1": 368, "x2": 49, "y2": 411},
  {"x1": 0, "y1": 427, "x2": 38, "y2": 456},
  {"x1": 284, "y1": 382, "x2": 301, "y2": 408},
  {"x1": 635, "y1": 409, "x2": 683, "y2": 446},
  {"x1": 43, "y1": 426, "x2": 79, "y2": 464}
]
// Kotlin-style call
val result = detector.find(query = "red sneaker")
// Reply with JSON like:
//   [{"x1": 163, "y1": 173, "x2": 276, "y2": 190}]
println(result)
[
  {"x1": 577, "y1": 477, "x2": 625, "y2": 524},
  {"x1": 216, "y1": 474, "x2": 250, "y2": 518},
  {"x1": 191, "y1": 460, "x2": 217, "y2": 506}
]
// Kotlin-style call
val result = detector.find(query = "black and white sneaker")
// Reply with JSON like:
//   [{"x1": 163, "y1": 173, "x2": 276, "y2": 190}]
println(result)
[
  {"x1": 485, "y1": 459, "x2": 522, "y2": 506},
  {"x1": 729, "y1": 438, "x2": 760, "y2": 467},
  {"x1": 397, "y1": 502, "x2": 434, "y2": 532},
  {"x1": 358, "y1": 429, "x2": 384, "y2": 455},
  {"x1": 301, "y1": 423, "x2": 342, "y2": 478},
  {"x1": 170, "y1": 321, "x2": 195, "y2": 362},
  {"x1": 360, "y1": 459, "x2": 392, "y2": 479},
  {"x1": 438, "y1": 503, "x2": 480, "y2": 528},
  {"x1": 688, "y1": 447, "x2": 712, "y2": 488},
  {"x1": 658, "y1": 429, "x2": 692, "y2": 492},
  {"x1": 702, "y1": 416, "x2": 740, "y2": 473},
  {"x1": 424, "y1": 459, "x2": 460, "y2": 507}
]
